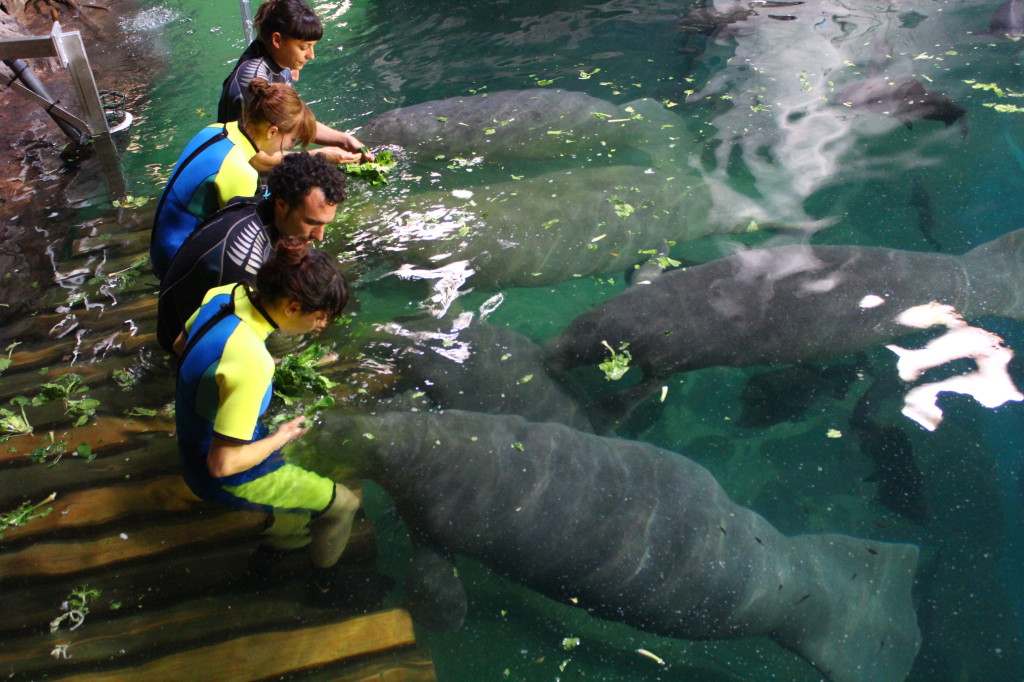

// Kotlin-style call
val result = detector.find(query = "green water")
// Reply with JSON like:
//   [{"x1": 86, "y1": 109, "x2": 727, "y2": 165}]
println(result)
[{"x1": 13, "y1": 0, "x2": 1024, "y2": 678}]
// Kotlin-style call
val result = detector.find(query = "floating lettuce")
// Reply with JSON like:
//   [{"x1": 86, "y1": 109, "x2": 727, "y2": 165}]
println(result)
[{"x1": 342, "y1": 149, "x2": 396, "y2": 185}]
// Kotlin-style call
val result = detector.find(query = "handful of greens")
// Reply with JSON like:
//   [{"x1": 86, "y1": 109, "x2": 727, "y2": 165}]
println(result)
[
  {"x1": 342, "y1": 149, "x2": 396, "y2": 185},
  {"x1": 270, "y1": 342, "x2": 339, "y2": 426}
]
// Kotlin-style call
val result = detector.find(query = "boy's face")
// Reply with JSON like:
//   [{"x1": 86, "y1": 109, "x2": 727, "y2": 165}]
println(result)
[{"x1": 270, "y1": 33, "x2": 317, "y2": 75}]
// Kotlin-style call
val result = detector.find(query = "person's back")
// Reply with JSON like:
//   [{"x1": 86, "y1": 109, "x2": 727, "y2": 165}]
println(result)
[
  {"x1": 218, "y1": 40, "x2": 292, "y2": 124},
  {"x1": 150, "y1": 121, "x2": 260, "y2": 279},
  {"x1": 157, "y1": 197, "x2": 274, "y2": 352}
]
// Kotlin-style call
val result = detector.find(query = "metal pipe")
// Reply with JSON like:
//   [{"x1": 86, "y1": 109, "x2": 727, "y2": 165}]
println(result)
[
  {"x1": 238, "y1": 0, "x2": 255, "y2": 44},
  {"x1": 3, "y1": 58, "x2": 87, "y2": 145}
]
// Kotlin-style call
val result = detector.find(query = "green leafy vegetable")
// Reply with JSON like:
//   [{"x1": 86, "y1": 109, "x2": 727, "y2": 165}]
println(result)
[
  {"x1": 599, "y1": 341, "x2": 632, "y2": 381},
  {"x1": 0, "y1": 492, "x2": 55, "y2": 538},
  {"x1": 50, "y1": 585, "x2": 101, "y2": 633},
  {"x1": 342, "y1": 149, "x2": 396, "y2": 185}
]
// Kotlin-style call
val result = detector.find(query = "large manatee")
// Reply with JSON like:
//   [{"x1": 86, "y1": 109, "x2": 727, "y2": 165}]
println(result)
[
  {"x1": 359, "y1": 88, "x2": 685, "y2": 164},
  {"x1": 346, "y1": 163, "x2": 715, "y2": 288},
  {"x1": 545, "y1": 227, "x2": 1024, "y2": 403},
  {"x1": 302, "y1": 409, "x2": 921, "y2": 682},
  {"x1": 344, "y1": 88, "x2": 740, "y2": 289}
]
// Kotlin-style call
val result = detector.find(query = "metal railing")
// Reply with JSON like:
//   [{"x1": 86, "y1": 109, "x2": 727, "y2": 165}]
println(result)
[{"x1": 0, "y1": 21, "x2": 110, "y2": 141}]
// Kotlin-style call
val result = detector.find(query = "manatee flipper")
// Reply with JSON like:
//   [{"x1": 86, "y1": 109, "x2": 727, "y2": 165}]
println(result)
[
  {"x1": 586, "y1": 375, "x2": 664, "y2": 435},
  {"x1": 773, "y1": 534, "x2": 920, "y2": 682},
  {"x1": 404, "y1": 541, "x2": 467, "y2": 632}
]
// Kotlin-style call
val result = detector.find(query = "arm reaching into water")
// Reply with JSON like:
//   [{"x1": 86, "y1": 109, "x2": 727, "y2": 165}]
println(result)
[{"x1": 207, "y1": 416, "x2": 308, "y2": 478}]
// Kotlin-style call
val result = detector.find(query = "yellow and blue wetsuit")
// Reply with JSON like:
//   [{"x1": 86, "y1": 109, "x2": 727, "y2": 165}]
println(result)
[
  {"x1": 175, "y1": 283, "x2": 333, "y2": 514},
  {"x1": 150, "y1": 121, "x2": 260, "y2": 280},
  {"x1": 218, "y1": 40, "x2": 292, "y2": 124}
]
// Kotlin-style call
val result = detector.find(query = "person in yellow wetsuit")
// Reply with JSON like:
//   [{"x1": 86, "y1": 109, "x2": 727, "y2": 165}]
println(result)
[{"x1": 152, "y1": 78, "x2": 335, "y2": 279}]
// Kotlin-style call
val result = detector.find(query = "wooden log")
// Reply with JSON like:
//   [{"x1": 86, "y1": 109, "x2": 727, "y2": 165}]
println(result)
[{"x1": 55, "y1": 608, "x2": 418, "y2": 682}]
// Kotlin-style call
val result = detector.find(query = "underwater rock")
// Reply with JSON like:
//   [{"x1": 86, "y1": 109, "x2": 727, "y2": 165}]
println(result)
[
  {"x1": 545, "y1": 227, "x2": 1024, "y2": 418},
  {"x1": 305, "y1": 409, "x2": 921, "y2": 682}
]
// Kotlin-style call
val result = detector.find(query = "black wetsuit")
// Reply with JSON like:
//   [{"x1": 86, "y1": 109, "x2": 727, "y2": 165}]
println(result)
[
  {"x1": 157, "y1": 197, "x2": 279, "y2": 352},
  {"x1": 217, "y1": 40, "x2": 292, "y2": 124}
]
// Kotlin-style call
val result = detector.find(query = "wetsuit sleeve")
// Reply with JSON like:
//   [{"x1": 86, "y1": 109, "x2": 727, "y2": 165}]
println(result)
[
  {"x1": 213, "y1": 332, "x2": 274, "y2": 443},
  {"x1": 214, "y1": 145, "x2": 260, "y2": 207}
]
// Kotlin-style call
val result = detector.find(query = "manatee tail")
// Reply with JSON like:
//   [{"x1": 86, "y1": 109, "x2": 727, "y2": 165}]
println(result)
[
  {"x1": 773, "y1": 534, "x2": 920, "y2": 682},
  {"x1": 959, "y1": 227, "x2": 1024, "y2": 320}
]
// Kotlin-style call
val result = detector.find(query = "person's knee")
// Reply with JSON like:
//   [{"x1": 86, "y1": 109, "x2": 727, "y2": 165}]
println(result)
[{"x1": 325, "y1": 483, "x2": 359, "y2": 517}]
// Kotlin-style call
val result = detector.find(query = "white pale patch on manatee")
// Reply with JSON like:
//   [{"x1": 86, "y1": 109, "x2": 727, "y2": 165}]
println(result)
[
  {"x1": 479, "y1": 293, "x2": 504, "y2": 320},
  {"x1": 451, "y1": 189, "x2": 474, "y2": 199},
  {"x1": 893, "y1": 301, "x2": 962, "y2": 329},
  {"x1": 800, "y1": 274, "x2": 840, "y2": 294},
  {"x1": 858, "y1": 294, "x2": 886, "y2": 308},
  {"x1": 391, "y1": 260, "x2": 475, "y2": 318},
  {"x1": 886, "y1": 303, "x2": 1024, "y2": 430}
]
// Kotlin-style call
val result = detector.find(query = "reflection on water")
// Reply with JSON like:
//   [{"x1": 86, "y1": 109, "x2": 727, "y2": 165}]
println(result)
[{"x1": 3, "y1": 0, "x2": 1024, "y2": 679}]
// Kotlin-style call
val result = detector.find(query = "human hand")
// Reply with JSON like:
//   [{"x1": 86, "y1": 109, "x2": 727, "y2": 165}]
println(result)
[
  {"x1": 311, "y1": 146, "x2": 364, "y2": 165},
  {"x1": 276, "y1": 416, "x2": 310, "y2": 443}
]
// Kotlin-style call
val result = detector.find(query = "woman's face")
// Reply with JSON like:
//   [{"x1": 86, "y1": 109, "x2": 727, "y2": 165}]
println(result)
[
  {"x1": 279, "y1": 303, "x2": 329, "y2": 336},
  {"x1": 269, "y1": 33, "x2": 317, "y2": 75},
  {"x1": 256, "y1": 125, "x2": 301, "y2": 155}
]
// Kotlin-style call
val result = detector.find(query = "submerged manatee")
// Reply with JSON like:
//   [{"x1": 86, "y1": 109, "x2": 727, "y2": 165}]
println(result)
[
  {"x1": 349, "y1": 163, "x2": 714, "y2": 288},
  {"x1": 346, "y1": 89, "x2": 731, "y2": 289},
  {"x1": 359, "y1": 88, "x2": 685, "y2": 164},
  {"x1": 304, "y1": 409, "x2": 921, "y2": 682},
  {"x1": 381, "y1": 317, "x2": 593, "y2": 431},
  {"x1": 834, "y1": 75, "x2": 968, "y2": 136},
  {"x1": 546, "y1": 227, "x2": 1024, "y2": 404}
]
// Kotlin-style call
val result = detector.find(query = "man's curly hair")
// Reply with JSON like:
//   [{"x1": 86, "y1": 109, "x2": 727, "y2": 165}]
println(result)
[{"x1": 267, "y1": 152, "x2": 348, "y2": 207}]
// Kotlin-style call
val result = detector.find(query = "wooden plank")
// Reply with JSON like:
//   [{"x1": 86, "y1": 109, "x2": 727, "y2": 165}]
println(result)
[
  {"x1": 0, "y1": 584, "x2": 410, "y2": 679},
  {"x1": 309, "y1": 647, "x2": 437, "y2": 682},
  {"x1": 0, "y1": 512, "x2": 376, "y2": 581},
  {"x1": 0, "y1": 414, "x2": 173, "y2": 467},
  {"x1": 0, "y1": 512, "x2": 269, "y2": 579},
  {"x1": 0, "y1": 440, "x2": 180, "y2": 506},
  {"x1": 59, "y1": 608, "x2": 417, "y2": 682},
  {"x1": 3, "y1": 475, "x2": 364, "y2": 543},
  {"x1": 0, "y1": 476, "x2": 207, "y2": 542},
  {"x1": 0, "y1": 525, "x2": 378, "y2": 635}
]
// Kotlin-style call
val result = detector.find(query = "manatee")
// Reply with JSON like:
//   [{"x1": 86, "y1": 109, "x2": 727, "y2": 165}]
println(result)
[
  {"x1": 736, "y1": 361, "x2": 864, "y2": 428},
  {"x1": 834, "y1": 75, "x2": 968, "y2": 137},
  {"x1": 303, "y1": 409, "x2": 921, "y2": 682},
  {"x1": 345, "y1": 90, "x2": 726, "y2": 289},
  {"x1": 545, "y1": 227, "x2": 1024, "y2": 411},
  {"x1": 345, "y1": 161, "x2": 715, "y2": 288},
  {"x1": 982, "y1": 0, "x2": 1024, "y2": 39},
  {"x1": 379, "y1": 317, "x2": 594, "y2": 431},
  {"x1": 359, "y1": 89, "x2": 685, "y2": 164}
]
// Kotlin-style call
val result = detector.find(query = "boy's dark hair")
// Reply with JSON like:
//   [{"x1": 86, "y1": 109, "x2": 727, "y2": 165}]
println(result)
[
  {"x1": 257, "y1": 237, "x2": 348, "y2": 318},
  {"x1": 267, "y1": 152, "x2": 348, "y2": 208},
  {"x1": 255, "y1": 0, "x2": 324, "y2": 43}
]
